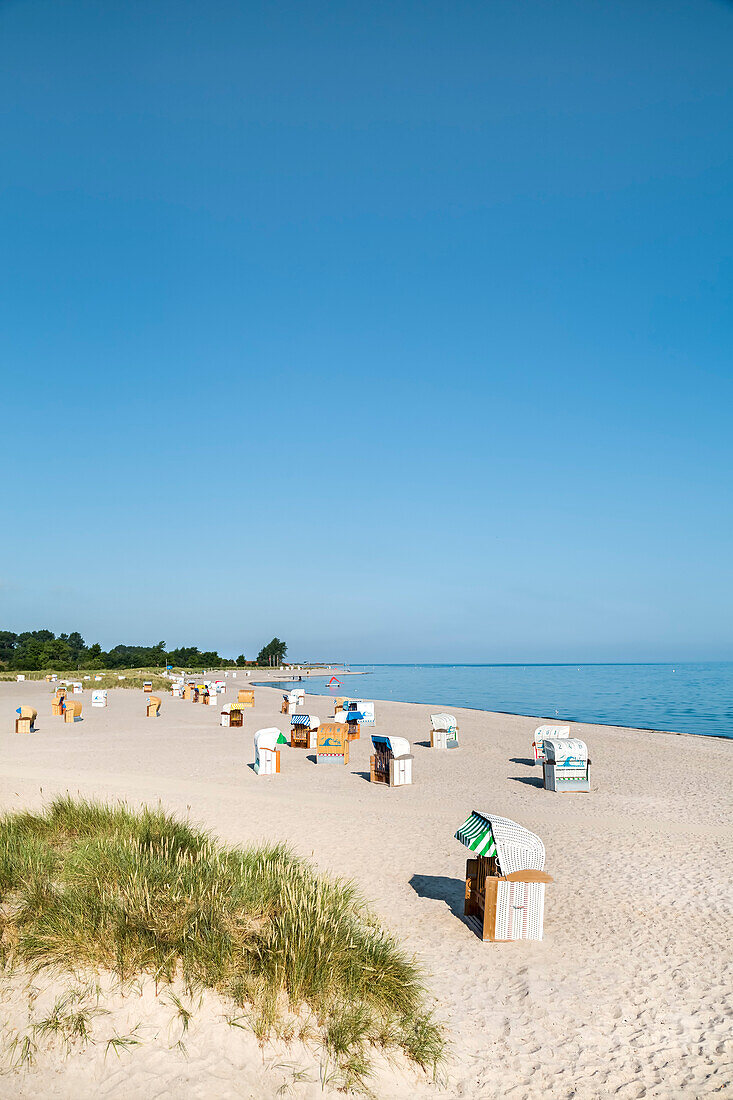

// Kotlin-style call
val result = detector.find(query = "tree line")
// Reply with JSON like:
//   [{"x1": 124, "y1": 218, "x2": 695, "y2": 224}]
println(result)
[{"x1": 0, "y1": 630, "x2": 288, "y2": 671}]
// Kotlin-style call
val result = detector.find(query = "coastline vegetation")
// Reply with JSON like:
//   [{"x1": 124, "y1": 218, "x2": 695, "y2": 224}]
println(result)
[
  {"x1": 0, "y1": 631, "x2": 292, "y2": 673},
  {"x1": 0, "y1": 798, "x2": 444, "y2": 1090}
]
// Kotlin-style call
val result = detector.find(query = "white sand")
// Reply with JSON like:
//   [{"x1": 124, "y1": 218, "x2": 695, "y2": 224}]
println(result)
[{"x1": 0, "y1": 678, "x2": 731, "y2": 1098}]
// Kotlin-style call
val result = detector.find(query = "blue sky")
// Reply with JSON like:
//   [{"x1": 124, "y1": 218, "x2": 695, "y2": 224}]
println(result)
[{"x1": 1, "y1": 0, "x2": 731, "y2": 662}]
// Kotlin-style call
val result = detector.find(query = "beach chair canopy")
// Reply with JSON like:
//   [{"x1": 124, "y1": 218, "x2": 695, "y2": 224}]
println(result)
[
  {"x1": 221, "y1": 703, "x2": 231, "y2": 714},
  {"x1": 431, "y1": 713, "x2": 457, "y2": 731},
  {"x1": 532, "y1": 724, "x2": 571, "y2": 761},
  {"x1": 542, "y1": 737, "x2": 588, "y2": 766},
  {"x1": 291, "y1": 714, "x2": 320, "y2": 729},
  {"x1": 371, "y1": 734, "x2": 410, "y2": 758},
  {"x1": 16, "y1": 706, "x2": 37, "y2": 721},
  {"x1": 455, "y1": 812, "x2": 546, "y2": 875},
  {"x1": 254, "y1": 727, "x2": 289, "y2": 752},
  {"x1": 533, "y1": 724, "x2": 570, "y2": 747}
]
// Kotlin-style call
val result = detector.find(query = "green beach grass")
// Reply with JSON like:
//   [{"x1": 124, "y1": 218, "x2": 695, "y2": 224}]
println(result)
[{"x1": 0, "y1": 797, "x2": 444, "y2": 1090}]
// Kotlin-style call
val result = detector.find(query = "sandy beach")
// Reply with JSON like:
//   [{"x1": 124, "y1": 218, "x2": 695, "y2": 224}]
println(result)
[{"x1": 0, "y1": 677, "x2": 730, "y2": 1099}]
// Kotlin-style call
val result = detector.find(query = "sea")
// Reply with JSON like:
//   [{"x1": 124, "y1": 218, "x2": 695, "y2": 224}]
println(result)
[{"x1": 262, "y1": 662, "x2": 733, "y2": 740}]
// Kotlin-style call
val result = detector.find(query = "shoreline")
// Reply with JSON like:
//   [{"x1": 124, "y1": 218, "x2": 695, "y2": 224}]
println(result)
[{"x1": 253, "y1": 677, "x2": 730, "y2": 742}]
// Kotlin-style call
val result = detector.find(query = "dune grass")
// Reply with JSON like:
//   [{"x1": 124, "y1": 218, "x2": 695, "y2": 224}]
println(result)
[{"x1": 0, "y1": 797, "x2": 444, "y2": 1089}]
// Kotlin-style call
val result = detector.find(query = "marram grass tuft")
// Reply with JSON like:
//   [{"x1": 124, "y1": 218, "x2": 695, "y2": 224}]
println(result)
[{"x1": 0, "y1": 798, "x2": 445, "y2": 1086}]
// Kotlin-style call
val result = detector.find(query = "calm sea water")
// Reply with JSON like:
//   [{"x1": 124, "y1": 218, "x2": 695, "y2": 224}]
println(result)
[{"x1": 264, "y1": 663, "x2": 733, "y2": 740}]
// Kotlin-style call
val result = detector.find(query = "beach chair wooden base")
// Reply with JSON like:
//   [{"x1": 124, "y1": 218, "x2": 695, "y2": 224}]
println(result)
[
  {"x1": 51, "y1": 703, "x2": 64, "y2": 717},
  {"x1": 464, "y1": 857, "x2": 549, "y2": 941},
  {"x1": 370, "y1": 752, "x2": 389, "y2": 784},
  {"x1": 15, "y1": 718, "x2": 33, "y2": 734}
]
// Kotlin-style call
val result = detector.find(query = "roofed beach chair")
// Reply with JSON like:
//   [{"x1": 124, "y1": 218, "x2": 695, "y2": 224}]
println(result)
[
  {"x1": 430, "y1": 713, "x2": 459, "y2": 749},
  {"x1": 146, "y1": 695, "x2": 161, "y2": 718},
  {"x1": 254, "y1": 727, "x2": 289, "y2": 775},
  {"x1": 221, "y1": 702, "x2": 245, "y2": 727},
  {"x1": 532, "y1": 724, "x2": 570, "y2": 763},
  {"x1": 52, "y1": 688, "x2": 67, "y2": 716},
  {"x1": 15, "y1": 706, "x2": 38, "y2": 734},
  {"x1": 542, "y1": 737, "x2": 591, "y2": 792},
  {"x1": 316, "y1": 722, "x2": 350, "y2": 764},
  {"x1": 455, "y1": 812, "x2": 553, "y2": 941},
  {"x1": 238, "y1": 688, "x2": 255, "y2": 707},
  {"x1": 370, "y1": 735, "x2": 413, "y2": 786},
  {"x1": 340, "y1": 699, "x2": 375, "y2": 726},
  {"x1": 64, "y1": 700, "x2": 83, "y2": 723},
  {"x1": 290, "y1": 713, "x2": 319, "y2": 749},
  {"x1": 281, "y1": 689, "x2": 305, "y2": 715}
]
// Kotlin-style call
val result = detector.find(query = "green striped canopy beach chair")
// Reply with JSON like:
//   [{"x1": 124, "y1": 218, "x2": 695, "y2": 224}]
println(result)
[{"x1": 455, "y1": 812, "x2": 551, "y2": 941}]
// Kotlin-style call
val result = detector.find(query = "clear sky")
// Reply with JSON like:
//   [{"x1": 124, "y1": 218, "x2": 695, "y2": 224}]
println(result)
[{"x1": 1, "y1": 0, "x2": 731, "y2": 663}]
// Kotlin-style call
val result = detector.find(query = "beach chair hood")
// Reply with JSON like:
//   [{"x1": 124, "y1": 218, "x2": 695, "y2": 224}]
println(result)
[
  {"x1": 371, "y1": 734, "x2": 410, "y2": 758},
  {"x1": 431, "y1": 713, "x2": 457, "y2": 731},
  {"x1": 254, "y1": 727, "x2": 289, "y2": 752},
  {"x1": 542, "y1": 738, "x2": 588, "y2": 766},
  {"x1": 455, "y1": 812, "x2": 546, "y2": 875},
  {"x1": 291, "y1": 714, "x2": 320, "y2": 729}
]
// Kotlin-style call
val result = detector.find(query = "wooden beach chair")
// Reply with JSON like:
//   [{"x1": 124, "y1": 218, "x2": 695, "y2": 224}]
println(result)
[
  {"x1": 64, "y1": 701, "x2": 83, "y2": 723},
  {"x1": 369, "y1": 735, "x2": 413, "y2": 785},
  {"x1": 51, "y1": 688, "x2": 67, "y2": 716},
  {"x1": 146, "y1": 696, "x2": 161, "y2": 718},
  {"x1": 290, "y1": 714, "x2": 319, "y2": 749},
  {"x1": 455, "y1": 812, "x2": 553, "y2": 941},
  {"x1": 316, "y1": 722, "x2": 349, "y2": 764},
  {"x1": 238, "y1": 689, "x2": 255, "y2": 707},
  {"x1": 15, "y1": 706, "x2": 38, "y2": 734},
  {"x1": 143, "y1": 681, "x2": 153, "y2": 693},
  {"x1": 221, "y1": 703, "x2": 245, "y2": 728}
]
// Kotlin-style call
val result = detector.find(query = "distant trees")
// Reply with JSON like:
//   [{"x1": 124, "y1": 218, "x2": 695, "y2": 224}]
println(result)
[
  {"x1": 0, "y1": 630, "x2": 238, "y2": 671},
  {"x1": 256, "y1": 638, "x2": 287, "y2": 667},
  {"x1": 0, "y1": 628, "x2": 290, "y2": 671}
]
